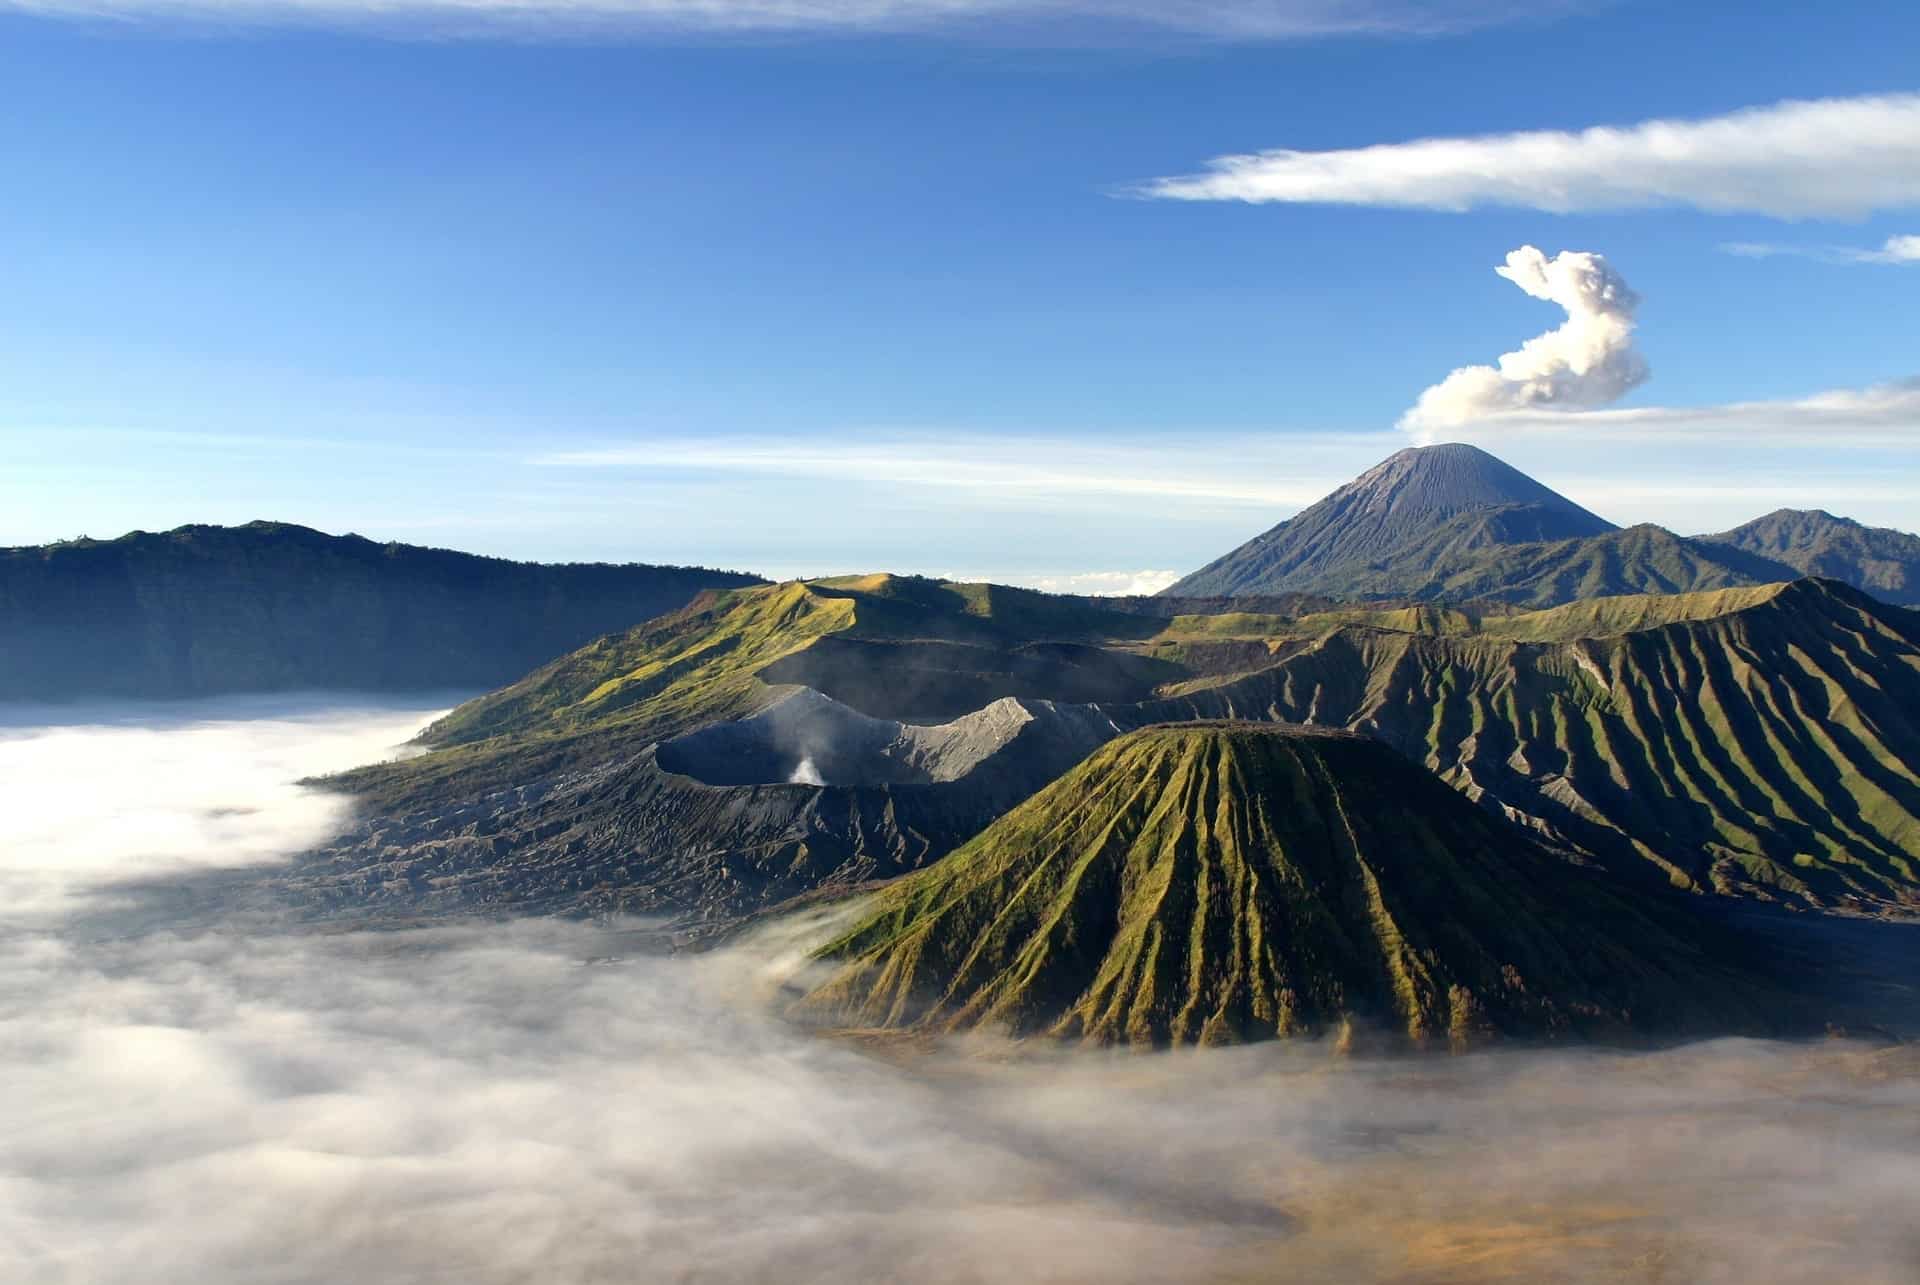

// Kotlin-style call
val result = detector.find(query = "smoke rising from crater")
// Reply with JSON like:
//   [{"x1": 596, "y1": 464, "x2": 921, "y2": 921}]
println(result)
[
  {"x1": 1402, "y1": 246, "x2": 1649, "y2": 440},
  {"x1": 3, "y1": 698, "x2": 1918, "y2": 1284}
]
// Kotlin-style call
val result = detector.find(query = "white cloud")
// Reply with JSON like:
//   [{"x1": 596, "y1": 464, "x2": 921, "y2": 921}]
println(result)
[
  {"x1": 1425, "y1": 376, "x2": 1920, "y2": 448},
  {"x1": 940, "y1": 568, "x2": 1183, "y2": 595},
  {"x1": 4, "y1": 700, "x2": 1920, "y2": 1284},
  {"x1": 0, "y1": 0, "x2": 1591, "y2": 39},
  {"x1": 0, "y1": 696, "x2": 447, "y2": 920},
  {"x1": 1402, "y1": 246, "x2": 1647, "y2": 436},
  {"x1": 1722, "y1": 233, "x2": 1920, "y2": 265},
  {"x1": 1020, "y1": 568, "x2": 1182, "y2": 595},
  {"x1": 1142, "y1": 94, "x2": 1920, "y2": 219},
  {"x1": 536, "y1": 434, "x2": 1365, "y2": 510}
]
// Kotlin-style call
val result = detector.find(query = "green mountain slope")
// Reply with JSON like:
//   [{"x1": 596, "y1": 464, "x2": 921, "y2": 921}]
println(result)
[
  {"x1": 328, "y1": 576, "x2": 1920, "y2": 922},
  {"x1": 797, "y1": 724, "x2": 1800, "y2": 1047},
  {"x1": 0, "y1": 522, "x2": 763, "y2": 700},
  {"x1": 1143, "y1": 580, "x2": 1920, "y2": 908},
  {"x1": 1701, "y1": 509, "x2": 1920, "y2": 606},
  {"x1": 344, "y1": 573, "x2": 1171, "y2": 809},
  {"x1": 1338, "y1": 522, "x2": 1802, "y2": 608}
]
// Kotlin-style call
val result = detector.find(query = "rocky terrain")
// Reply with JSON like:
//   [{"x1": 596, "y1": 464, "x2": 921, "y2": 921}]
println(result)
[
  {"x1": 292, "y1": 573, "x2": 1920, "y2": 933},
  {"x1": 289, "y1": 691, "x2": 1121, "y2": 929}
]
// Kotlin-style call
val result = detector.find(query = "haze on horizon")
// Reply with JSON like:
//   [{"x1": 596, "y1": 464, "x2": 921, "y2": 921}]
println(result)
[
  {"x1": 0, "y1": 1, "x2": 1916, "y2": 586},
  {"x1": 6, "y1": 6, "x2": 1920, "y2": 1284}
]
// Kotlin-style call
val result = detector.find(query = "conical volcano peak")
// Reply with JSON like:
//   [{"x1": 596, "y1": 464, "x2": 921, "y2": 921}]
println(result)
[
  {"x1": 1348, "y1": 442, "x2": 1609, "y2": 524},
  {"x1": 796, "y1": 721, "x2": 1797, "y2": 1048},
  {"x1": 1164, "y1": 442, "x2": 1617, "y2": 598}
]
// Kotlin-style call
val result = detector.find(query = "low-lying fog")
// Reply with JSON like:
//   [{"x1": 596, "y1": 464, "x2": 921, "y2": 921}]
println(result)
[{"x1": 3, "y1": 697, "x2": 1916, "y2": 1284}]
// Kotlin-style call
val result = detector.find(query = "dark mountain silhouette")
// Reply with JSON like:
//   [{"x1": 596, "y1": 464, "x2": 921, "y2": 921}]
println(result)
[
  {"x1": 1700, "y1": 509, "x2": 1920, "y2": 606},
  {"x1": 0, "y1": 521, "x2": 763, "y2": 700},
  {"x1": 1163, "y1": 444, "x2": 1917, "y2": 608}
]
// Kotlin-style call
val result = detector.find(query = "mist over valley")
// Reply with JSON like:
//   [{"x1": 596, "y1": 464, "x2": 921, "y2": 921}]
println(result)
[
  {"x1": 5, "y1": 697, "x2": 1918, "y2": 1284},
  {"x1": 6, "y1": 8, "x2": 1920, "y2": 1276}
]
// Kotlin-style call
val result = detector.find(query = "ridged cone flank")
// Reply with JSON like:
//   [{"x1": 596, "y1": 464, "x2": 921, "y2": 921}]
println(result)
[{"x1": 798, "y1": 723, "x2": 1798, "y2": 1048}]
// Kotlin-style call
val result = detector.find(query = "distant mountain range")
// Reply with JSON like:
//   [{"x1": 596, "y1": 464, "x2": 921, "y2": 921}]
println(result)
[
  {"x1": 0, "y1": 522, "x2": 763, "y2": 700},
  {"x1": 1164, "y1": 443, "x2": 1920, "y2": 607}
]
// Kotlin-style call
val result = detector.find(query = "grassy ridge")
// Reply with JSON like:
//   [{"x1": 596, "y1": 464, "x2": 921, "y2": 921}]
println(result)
[
  {"x1": 1704, "y1": 509, "x2": 1920, "y2": 605},
  {"x1": 1142, "y1": 580, "x2": 1920, "y2": 906},
  {"x1": 340, "y1": 574, "x2": 1920, "y2": 912},
  {"x1": 799, "y1": 724, "x2": 1798, "y2": 1047},
  {"x1": 337, "y1": 574, "x2": 1168, "y2": 809},
  {"x1": 422, "y1": 574, "x2": 1163, "y2": 748}
]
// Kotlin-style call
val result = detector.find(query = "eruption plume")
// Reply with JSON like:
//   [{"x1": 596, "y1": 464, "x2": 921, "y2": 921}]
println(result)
[{"x1": 1402, "y1": 245, "x2": 1648, "y2": 438}]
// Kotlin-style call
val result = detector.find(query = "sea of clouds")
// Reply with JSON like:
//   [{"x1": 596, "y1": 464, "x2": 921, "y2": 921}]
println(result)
[{"x1": 2, "y1": 697, "x2": 1917, "y2": 1284}]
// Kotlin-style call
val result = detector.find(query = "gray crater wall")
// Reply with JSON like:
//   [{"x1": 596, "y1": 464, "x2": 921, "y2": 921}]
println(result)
[{"x1": 656, "y1": 689, "x2": 1053, "y2": 787}]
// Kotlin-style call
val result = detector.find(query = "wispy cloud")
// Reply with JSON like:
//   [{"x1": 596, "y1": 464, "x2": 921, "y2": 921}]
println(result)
[
  {"x1": 1721, "y1": 234, "x2": 1920, "y2": 265},
  {"x1": 535, "y1": 434, "x2": 1375, "y2": 509},
  {"x1": 1141, "y1": 94, "x2": 1920, "y2": 219},
  {"x1": 937, "y1": 567, "x2": 1183, "y2": 595},
  {"x1": 0, "y1": 0, "x2": 1592, "y2": 39},
  {"x1": 1425, "y1": 377, "x2": 1920, "y2": 448}
]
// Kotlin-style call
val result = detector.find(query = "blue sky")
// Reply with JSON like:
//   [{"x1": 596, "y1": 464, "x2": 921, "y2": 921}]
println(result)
[{"x1": 1, "y1": 0, "x2": 1916, "y2": 586}]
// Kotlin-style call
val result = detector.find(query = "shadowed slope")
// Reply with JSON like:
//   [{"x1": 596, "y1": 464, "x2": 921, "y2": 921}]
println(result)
[
  {"x1": 1361, "y1": 522, "x2": 1802, "y2": 608},
  {"x1": 1160, "y1": 445, "x2": 1920, "y2": 609},
  {"x1": 1166, "y1": 444, "x2": 1616, "y2": 598},
  {"x1": 341, "y1": 575, "x2": 1170, "y2": 811},
  {"x1": 1144, "y1": 580, "x2": 1920, "y2": 907},
  {"x1": 799, "y1": 724, "x2": 1798, "y2": 1047},
  {"x1": 0, "y1": 522, "x2": 762, "y2": 700},
  {"x1": 323, "y1": 578, "x2": 1920, "y2": 923},
  {"x1": 1702, "y1": 509, "x2": 1920, "y2": 606}
]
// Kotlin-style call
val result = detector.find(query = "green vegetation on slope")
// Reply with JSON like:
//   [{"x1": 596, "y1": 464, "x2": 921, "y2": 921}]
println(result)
[
  {"x1": 338, "y1": 573, "x2": 1920, "y2": 916},
  {"x1": 420, "y1": 580, "x2": 855, "y2": 746},
  {"x1": 1140, "y1": 580, "x2": 1920, "y2": 907},
  {"x1": 799, "y1": 724, "x2": 1797, "y2": 1047},
  {"x1": 1380, "y1": 523, "x2": 1805, "y2": 608},
  {"x1": 1702, "y1": 509, "x2": 1920, "y2": 606},
  {"x1": 1182, "y1": 583, "x2": 1794, "y2": 646},
  {"x1": 340, "y1": 574, "x2": 1171, "y2": 810}
]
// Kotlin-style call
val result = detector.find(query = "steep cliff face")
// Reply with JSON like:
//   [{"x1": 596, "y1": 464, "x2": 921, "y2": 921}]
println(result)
[
  {"x1": 797, "y1": 724, "x2": 1802, "y2": 1047},
  {"x1": 0, "y1": 522, "x2": 763, "y2": 699}
]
